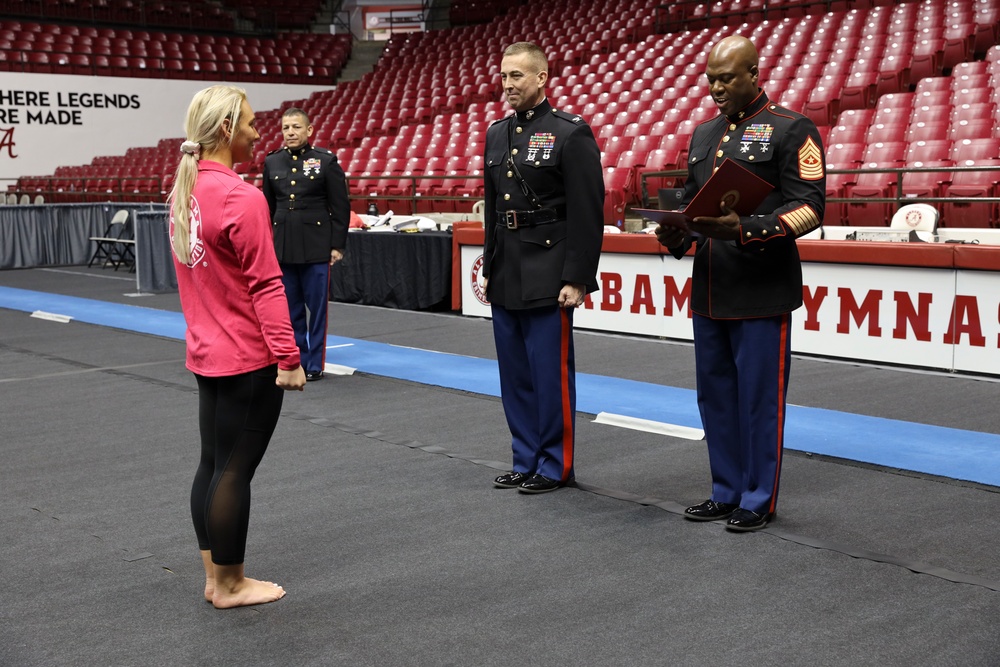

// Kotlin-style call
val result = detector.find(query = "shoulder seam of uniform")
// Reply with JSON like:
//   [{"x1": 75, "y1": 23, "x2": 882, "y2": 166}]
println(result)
[
  {"x1": 552, "y1": 108, "x2": 587, "y2": 125},
  {"x1": 765, "y1": 103, "x2": 806, "y2": 120}
]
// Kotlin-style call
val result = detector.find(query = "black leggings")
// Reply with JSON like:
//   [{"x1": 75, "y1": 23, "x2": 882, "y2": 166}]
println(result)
[{"x1": 191, "y1": 365, "x2": 284, "y2": 566}]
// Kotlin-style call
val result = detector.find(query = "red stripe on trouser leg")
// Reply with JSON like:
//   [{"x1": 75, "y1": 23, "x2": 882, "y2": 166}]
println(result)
[
  {"x1": 560, "y1": 308, "x2": 573, "y2": 481},
  {"x1": 320, "y1": 263, "x2": 331, "y2": 368},
  {"x1": 769, "y1": 314, "x2": 790, "y2": 514}
]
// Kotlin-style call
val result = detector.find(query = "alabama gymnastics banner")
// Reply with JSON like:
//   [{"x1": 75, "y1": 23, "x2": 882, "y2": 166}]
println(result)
[
  {"x1": 0, "y1": 72, "x2": 332, "y2": 180},
  {"x1": 461, "y1": 245, "x2": 1000, "y2": 376}
]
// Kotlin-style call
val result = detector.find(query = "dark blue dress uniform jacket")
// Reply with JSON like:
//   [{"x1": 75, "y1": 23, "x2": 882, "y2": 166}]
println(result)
[
  {"x1": 262, "y1": 144, "x2": 349, "y2": 264},
  {"x1": 671, "y1": 91, "x2": 826, "y2": 318},
  {"x1": 483, "y1": 98, "x2": 605, "y2": 309}
]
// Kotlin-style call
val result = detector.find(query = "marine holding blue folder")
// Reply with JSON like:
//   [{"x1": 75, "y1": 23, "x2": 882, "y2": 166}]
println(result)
[{"x1": 655, "y1": 36, "x2": 826, "y2": 532}]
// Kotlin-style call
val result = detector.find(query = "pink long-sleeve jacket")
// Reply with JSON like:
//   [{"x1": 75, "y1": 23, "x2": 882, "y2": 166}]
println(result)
[{"x1": 171, "y1": 160, "x2": 300, "y2": 377}]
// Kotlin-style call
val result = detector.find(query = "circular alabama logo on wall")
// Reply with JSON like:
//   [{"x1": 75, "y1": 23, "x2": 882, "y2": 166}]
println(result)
[
  {"x1": 168, "y1": 195, "x2": 206, "y2": 267},
  {"x1": 470, "y1": 254, "x2": 489, "y2": 305}
]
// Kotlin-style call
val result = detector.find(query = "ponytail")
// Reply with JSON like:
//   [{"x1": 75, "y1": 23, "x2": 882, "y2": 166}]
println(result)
[{"x1": 168, "y1": 85, "x2": 247, "y2": 264}]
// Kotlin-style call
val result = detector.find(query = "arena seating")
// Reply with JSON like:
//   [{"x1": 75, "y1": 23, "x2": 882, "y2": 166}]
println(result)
[
  {"x1": 1, "y1": 0, "x2": 236, "y2": 32},
  {"x1": 1, "y1": 0, "x2": 327, "y2": 32},
  {"x1": 8, "y1": 0, "x2": 1000, "y2": 225},
  {"x1": 0, "y1": 19, "x2": 352, "y2": 84},
  {"x1": 219, "y1": 0, "x2": 325, "y2": 31}
]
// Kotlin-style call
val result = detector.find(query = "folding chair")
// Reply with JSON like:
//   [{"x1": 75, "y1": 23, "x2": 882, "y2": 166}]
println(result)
[
  {"x1": 87, "y1": 209, "x2": 135, "y2": 271},
  {"x1": 890, "y1": 203, "x2": 939, "y2": 241}
]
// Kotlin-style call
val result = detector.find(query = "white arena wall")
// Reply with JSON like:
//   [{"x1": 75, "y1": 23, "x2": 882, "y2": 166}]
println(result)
[{"x1": 0, "y1": 72, "x2": 333, "y2": 180}]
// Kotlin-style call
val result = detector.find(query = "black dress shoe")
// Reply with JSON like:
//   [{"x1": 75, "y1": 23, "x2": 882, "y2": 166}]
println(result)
[
  {"x1": 494, "y1": 471, "x2": 529, "y2": 488},
  {"x1": 726, "y1": 508, "x2": 771, "y2": 532},
  {"x1": 518, "y1": 474, "x2": 567, "y2": 494},
  {"x1": 684, "y1": 500, "x2": 739, "y2": 521},
  {"x1": 305, "y1": 371, "x2": 324, "y2": 381}
]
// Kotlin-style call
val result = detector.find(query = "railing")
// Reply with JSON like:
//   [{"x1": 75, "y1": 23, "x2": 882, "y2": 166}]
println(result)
[
  {"x1": 0, "y1": 48, "x2": 343, "y2": 84},
  {"x1": 2, "y1": 176, "x2": 165, "y2": 204},
  {"x1": 8, "y1": 165, "x2": 999, "y2": 219},
  {"x1": 347, "y1": 174, "x2": 482, "y2": 213},
  {"x1": 1, "y1": 173, "x2": 481, "y2": 211}
]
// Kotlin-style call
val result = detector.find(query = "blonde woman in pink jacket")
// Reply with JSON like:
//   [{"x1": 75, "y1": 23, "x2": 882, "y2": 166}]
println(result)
[{"x1": 169, "y1": 85, "x2": 305, "y2": 609}]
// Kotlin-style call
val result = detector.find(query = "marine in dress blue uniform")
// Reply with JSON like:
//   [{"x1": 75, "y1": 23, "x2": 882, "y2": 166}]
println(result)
[
  {"x1": 656, "y1": 36, "x2": 825, "y2": 530},
  {"x1": 484, "y1": 42, "x2": 604, "y2": 494},
  {"x1": 263, "y1": 108, "x2": 349, "y2": 381}
]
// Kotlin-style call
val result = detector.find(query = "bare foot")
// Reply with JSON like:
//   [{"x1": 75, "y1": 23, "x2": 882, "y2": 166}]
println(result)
[
  {"x1": 212, "y1": 577, "x2": 286, "y2": 609},
  {"x1": 200, "y1": 551, "x2": 215, "y2": 603}
]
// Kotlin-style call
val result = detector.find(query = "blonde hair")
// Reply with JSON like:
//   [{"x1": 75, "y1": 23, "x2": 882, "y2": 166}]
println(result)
[{"x1": 169, "y1": 85, "x2": 247, "y2": 263}]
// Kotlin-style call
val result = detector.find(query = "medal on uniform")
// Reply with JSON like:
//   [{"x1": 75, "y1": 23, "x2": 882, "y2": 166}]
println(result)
[
  {"x1": 742, "y1": 124, "x2": 773, "y2": 155},
  {"x1": 303, "y1": 158, "x2": 321, "y2": 176},
  {"x1": 529, "y1": 132, "x2": 556, "y2": 162}
]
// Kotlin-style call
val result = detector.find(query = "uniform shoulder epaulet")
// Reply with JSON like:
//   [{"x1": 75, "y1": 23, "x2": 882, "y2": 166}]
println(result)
[
  {"x1": 266, "y1": 147, "x2": 283, "y2": 156},
  {"x1": 765, "y1": 102, "x2": 805, "y2": 120},
  {"x1": 551, "y1": 108, "x2": 587, "y2": 125},
  {"x1": 489, "y1": 115, "x2": 514, "y2": 128},
  {"x1": 696, "y1": 115, "x2": 724, "y2": 130}
]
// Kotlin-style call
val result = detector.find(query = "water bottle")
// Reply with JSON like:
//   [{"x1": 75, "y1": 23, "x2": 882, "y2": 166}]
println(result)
[{"x1": 367, "y1": 202, "x2": 378, "y2": 216}]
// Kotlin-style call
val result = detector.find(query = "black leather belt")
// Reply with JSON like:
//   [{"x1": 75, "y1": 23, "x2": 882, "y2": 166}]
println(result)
[{"x1": 497, "y1": 207, "x2": 564, "y2": 229}]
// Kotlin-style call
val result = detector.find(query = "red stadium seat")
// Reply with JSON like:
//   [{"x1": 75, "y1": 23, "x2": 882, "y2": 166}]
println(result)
[
  {"x1": 951, "y1": 138, "x2": 1000, "y2": 164},
  {"x1": 656, "y1": 134, "x2": 689, "y2": 170},
  {"x1": 841, "y1": 70, "x2": 876, "y2": 112},
  {"x1": 906, "y1": 139, "x2": 953, "y2": 165},
  {"x1": 901, "y1": 159, "x2": 955, "y2": 200},
  {"x1": 828, "y1": 124, "x2": 868, "y2": 145},
  {"x1": 837, "y1": 108, "x2": 876, "y2": 128},
  {"x1": 913, "y1": 76, "x2": 951, "y2": 97},
  {"x1": 604, "y1": 166, "x2": 633, "y2": 226},
  {"x1": 629, "y1": 135, "x2": 658, "y2": 157},
  {"x1": 862, "y1": 141, "x2": 907, "y2": 165},
  {"x1": 941, "y1": 159, "x2": 1000, "y2": 228},
  {"x1": 848, "y1": 164, "x2": 900, "y2": 221},
  {"x1": 973, "y1": 6, "x2": 1000, "y2": 54},
  {"x1": 68, "y1": 53, "x2": 91, "y2": 76},
  {"x1": 951, "y1": 119, "x2": 995, "y2": 141},
  {"x1": 951, "y1": 86, "x2": 994, "y2": 108},
  {"x1": 951, "y1": 102, "x2": 997, "y2": 126},
  {"x1": 865, "y1": 123, "x2": 907, "y2": 144},
  {"x1": 910, "y1": 104, "x2": 951, "y2": 127},
  {"x1": 907, "y1": 120, "x2": 950, "y2": 143},
  {"x1": 26, "y1": 51, "x2": 53, "y2": 73},
  {"x1": 910, "y1": 37, "x2": 945, "y2": 81},
  {"x1": 824, "y1": 142, "x2": 866, "y2": 225},
  {"x1": 873, "y1": 92, "x2": 915, "y2": 126},
  {"x1": 942, "y1": 24, "x2": 974, "y2": 71}
]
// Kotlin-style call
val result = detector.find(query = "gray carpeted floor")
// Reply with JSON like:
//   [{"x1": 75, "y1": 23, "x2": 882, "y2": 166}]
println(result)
[{"x1": 2, "y1": 266, "x2": 999, "y2": 667}]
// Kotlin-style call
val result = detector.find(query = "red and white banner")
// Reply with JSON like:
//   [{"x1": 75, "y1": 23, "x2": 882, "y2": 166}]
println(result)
[{"x1": 461, "y1": 244, "x2": 1000, "y2": 375}]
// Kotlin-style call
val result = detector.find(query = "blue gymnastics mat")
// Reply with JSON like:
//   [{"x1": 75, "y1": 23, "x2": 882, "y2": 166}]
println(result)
[{"x1": 3, "y1": 285, "x2": 999, "y2": 487}]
